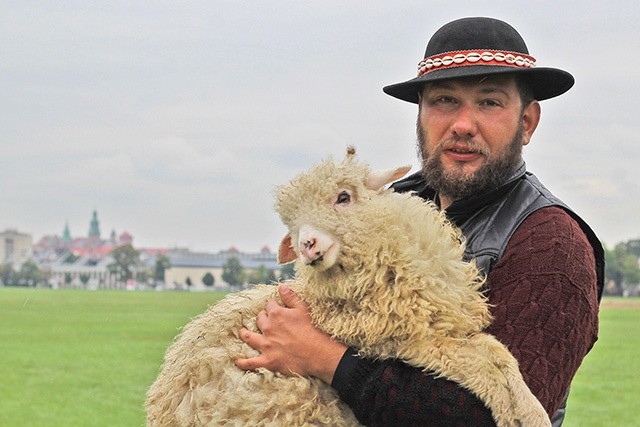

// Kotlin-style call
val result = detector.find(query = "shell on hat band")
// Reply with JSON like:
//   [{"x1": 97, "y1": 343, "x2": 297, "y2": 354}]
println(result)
[{"x1": 417, "y1": 50, "x2": 536, "y2": 77}]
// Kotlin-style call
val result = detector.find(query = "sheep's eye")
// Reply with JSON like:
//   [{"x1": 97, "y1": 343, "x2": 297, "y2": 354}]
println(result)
[{"x1": 336, "y1": 191, "x2": 351, "y2": 205}]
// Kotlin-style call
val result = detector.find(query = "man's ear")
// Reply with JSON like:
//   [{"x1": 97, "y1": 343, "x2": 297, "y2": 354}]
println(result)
[{"x1": 521, "y1": 100, "x2": 541, "y2": 146}]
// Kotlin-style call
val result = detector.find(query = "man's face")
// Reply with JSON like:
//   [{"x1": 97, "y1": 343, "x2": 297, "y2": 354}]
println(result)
[{"x1": 417, "y1": 75, "x2": 540, "y2": 203}]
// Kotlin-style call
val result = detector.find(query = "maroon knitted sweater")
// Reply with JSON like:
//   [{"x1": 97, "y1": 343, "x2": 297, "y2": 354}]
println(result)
[{"x1": 331, "y1": 206, "x2": 600, "y2": 426}]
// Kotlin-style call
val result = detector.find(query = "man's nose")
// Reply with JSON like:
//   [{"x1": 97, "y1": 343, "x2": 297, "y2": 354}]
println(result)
[{"x1": 450, "y1": 104, "x2": 478, "y2": 138}]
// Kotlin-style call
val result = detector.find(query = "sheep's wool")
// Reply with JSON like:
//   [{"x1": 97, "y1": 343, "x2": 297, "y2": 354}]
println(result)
[{"x1": 146, "y1": 149, "x2": 551, "y2": 427}]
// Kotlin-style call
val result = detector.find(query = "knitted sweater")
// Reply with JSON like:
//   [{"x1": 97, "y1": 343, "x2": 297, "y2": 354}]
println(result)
[{"x1": 331, "y1": 206, "x2": 600, "y2": 426}]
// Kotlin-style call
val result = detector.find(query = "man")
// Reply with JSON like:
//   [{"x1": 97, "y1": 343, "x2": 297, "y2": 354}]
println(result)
[{"x1": 236, "y1": 17, "x2": 604, "y2": 426}]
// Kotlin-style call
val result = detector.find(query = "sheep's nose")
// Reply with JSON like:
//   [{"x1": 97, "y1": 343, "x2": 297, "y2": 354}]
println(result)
[
  {"x1": 303, "y1": 238, "x2": 315, "y2": 250},
  {"x1": 301, "y1": 238, "x2": 321, "y2": 261}
]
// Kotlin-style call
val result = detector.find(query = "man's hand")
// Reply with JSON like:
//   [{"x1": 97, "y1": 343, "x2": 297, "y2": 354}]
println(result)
[{"x1": 235, "y1": 284, "x2": 347, "y2": 384}]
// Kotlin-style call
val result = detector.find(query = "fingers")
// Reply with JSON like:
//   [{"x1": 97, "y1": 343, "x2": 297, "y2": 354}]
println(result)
[
  {"x1": 235, "y1": 291, "x2": 310, "y2": 375},
  {"x1": 278, "y1": 284, "x2": 304, "y2": 309},
  {"x1": 261, "y1": 297, "x2": 295, "y2": 325},
  {"x1": 238, "y1": 327, "x2": 266, "y2": 348},
  {"x1": 235, "y1": 353, "x2": 268, "y2": 371},
  {"x1": 256, "y1": 309, "x2": 268, "y2": 332},
  {"x1": 235, "y1": 327, "x2": 271, "y2": 371},
  {"x1": 263, "y1": 300, "x2": 281, "y2": 315}
]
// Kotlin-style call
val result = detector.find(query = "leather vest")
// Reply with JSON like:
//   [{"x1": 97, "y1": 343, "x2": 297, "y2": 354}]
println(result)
[{"x1": 391, "y1": 162, "x2": 604, "y2": 299}]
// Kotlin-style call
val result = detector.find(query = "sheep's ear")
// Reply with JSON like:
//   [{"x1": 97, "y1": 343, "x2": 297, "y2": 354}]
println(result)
[
  {"x1": 277, "y1": 233, "x2": 298, "y2": 265},
  {"x1": 365, "y1": 165, "x2": 412, "y2": 190}
]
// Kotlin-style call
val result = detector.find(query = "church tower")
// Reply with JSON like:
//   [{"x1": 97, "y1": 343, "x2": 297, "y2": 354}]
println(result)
[
  {"x1": 62, "y1": 221, "x2": 72, "y2": 247},
  {"x1": 88, "y1": 210, "x2": 101, "y2": 248}
]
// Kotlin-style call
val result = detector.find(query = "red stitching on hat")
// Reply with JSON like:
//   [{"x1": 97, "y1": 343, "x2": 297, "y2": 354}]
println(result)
[{"x1": 417, "y1": 50, "x2": 536, "y2": 77}]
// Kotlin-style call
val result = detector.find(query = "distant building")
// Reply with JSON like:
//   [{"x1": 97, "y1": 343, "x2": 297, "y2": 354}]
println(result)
[
  {"x1": 0, "y1": 229, "x2": 33, "y2": 265},
  {"x1": 28, "y1": 210, "x2": 279, "y2": 290},
  {"x1": 164, "y1": 245, "x2": 279, "y2": 290},
  {"x1": 87, "y1": 210, "x2": 101, "y2": 247},
  {"x1": 33, "y1": 210, "x2": 134, "y2": 288},
  {"x1": 46, "y1": 252, "x2": 117, "y2": 289},
  {"x1": 35, "y1": 210, "x2": 133, "y2": 260}
]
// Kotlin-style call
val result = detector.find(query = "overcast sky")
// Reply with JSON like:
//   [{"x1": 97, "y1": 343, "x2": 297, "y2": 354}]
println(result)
[{"x1": 2, "y1": 1, "x2": 639, "y2": 253}]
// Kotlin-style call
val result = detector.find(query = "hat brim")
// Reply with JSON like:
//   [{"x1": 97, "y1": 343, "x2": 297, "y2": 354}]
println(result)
[{"x1": 383, "y1": 65, "x2": 574, "y2": 103}]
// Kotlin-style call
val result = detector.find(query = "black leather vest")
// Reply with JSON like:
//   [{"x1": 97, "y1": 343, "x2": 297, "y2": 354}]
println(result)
[{"x1": 391, "y1": 162, "x2": 605, "y2": 300}]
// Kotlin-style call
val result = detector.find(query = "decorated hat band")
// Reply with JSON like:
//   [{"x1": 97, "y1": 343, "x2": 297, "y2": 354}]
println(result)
[{"x1": 417, "y1": 50, "x2": 537, "y2": 77}]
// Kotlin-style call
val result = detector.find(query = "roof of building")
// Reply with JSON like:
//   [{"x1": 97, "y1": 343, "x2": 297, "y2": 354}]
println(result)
[{"x1": 167, "y1": 248, "x2": 279, "y2": 270}]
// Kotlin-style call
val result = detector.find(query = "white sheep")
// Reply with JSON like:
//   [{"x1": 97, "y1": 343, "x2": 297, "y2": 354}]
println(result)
[{"x1": 145, "y1": 148, "x2": 550, "y2": 427}]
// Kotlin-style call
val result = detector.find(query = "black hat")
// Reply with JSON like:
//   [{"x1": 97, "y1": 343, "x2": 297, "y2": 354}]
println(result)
[{"x1": 383, "y1": 17, "x2": 574, "y2": 103}]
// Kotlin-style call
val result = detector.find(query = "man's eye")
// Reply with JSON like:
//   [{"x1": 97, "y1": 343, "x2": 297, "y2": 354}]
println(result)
[
  {"x1": 481, "y1": 99, "x2": 501, "y2": 107},
  {"x1": 429, "y1": 96, "x2": 457, "y2": 107}
]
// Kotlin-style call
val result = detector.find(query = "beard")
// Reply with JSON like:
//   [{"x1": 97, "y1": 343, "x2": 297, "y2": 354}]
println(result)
[{"x1": 416, "y1": 121, "x2": 524, "y2": 201}]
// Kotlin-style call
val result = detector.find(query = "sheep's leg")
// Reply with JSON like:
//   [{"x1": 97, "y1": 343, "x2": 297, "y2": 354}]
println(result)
[{"x1": 404, "y1": 334, "x2": 550, "y2": 427}]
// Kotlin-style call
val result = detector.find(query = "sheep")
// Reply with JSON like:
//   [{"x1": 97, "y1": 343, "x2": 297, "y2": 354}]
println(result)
[{"x1": 145, "y1": 147, "x2": 551, "y2": 427}]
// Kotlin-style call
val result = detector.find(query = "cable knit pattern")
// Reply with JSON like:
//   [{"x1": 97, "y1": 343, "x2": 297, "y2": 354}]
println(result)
[
  {"x1": 331, "y1": 207, "x2": 599, "y2": 425},
  {"x1": 332, "y1": 348, "x2": 496, "y2": 426},
  {"x1": 485, "y1": 206, "x2": 599, "y2": 416}
]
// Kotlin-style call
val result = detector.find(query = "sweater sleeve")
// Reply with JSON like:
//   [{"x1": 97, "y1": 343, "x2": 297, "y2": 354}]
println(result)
[
  {"x1": 485, "y1": 207, "x2": 599, "y2": 416},
  {"x1": 330, "y1": 207, "x2": 599, "y2": 425},
  {"x1": 331, "y1": 348, "x2": 496, "y2": 427}
]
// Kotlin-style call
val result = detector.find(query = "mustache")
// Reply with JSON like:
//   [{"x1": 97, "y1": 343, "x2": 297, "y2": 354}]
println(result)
[
  {"x1": 435, "y1": 137, "x2": 490, "y2": 156},
  {"x1": 415, "y1": 121, "x2": 490, "y2": 158}
]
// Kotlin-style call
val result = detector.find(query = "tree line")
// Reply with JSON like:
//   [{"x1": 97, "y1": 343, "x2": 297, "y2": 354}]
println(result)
[
  {"x1": 0, "y1": 259, "x2": 43, "y2": 287},
  {"x1": 0, "y1": 244, "x2": 171, "y2": 288},
  {"x1": 2, "y1": 241, "x2": 639, "y2": 295},
  {"x1": 0, "y1": 244, "x2": 296, "y2": 288},
  {"x1": 604, "y1": 239, "x2": 640, "y2": 296}
]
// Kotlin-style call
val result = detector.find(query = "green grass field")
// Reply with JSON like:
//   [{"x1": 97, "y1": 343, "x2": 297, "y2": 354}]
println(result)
[
  {"x1": 564, "y1": 298, "x2": 640, "y2": 427},
  {"x1": 0, "y1": 288, "x2": 637, "y2": 426},
  {"x1": 0, "y1": 287, "x2": 227, "y2": 427}
]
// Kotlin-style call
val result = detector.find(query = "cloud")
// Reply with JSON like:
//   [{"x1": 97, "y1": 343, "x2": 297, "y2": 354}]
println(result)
[
  {"x1": 2, "y1": 1, "x2": 639, "y2": 251},
  {"x1": 564, "y1": 178, "x2": 622, "y2": 199}
]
